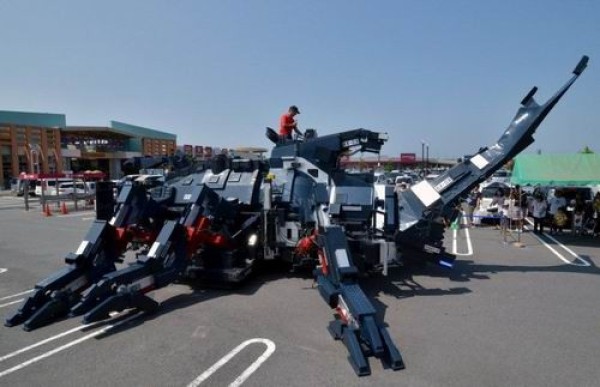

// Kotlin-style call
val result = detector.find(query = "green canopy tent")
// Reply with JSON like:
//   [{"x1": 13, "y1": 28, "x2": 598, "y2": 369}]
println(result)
[{"x1": 511, "y1": 153, "x2": 600, "y2": 186}]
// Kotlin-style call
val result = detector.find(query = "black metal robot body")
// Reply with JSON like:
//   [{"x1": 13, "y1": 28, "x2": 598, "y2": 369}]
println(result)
[{"x1": 5, "y1": 57, "x2": 588, "y2": 376}]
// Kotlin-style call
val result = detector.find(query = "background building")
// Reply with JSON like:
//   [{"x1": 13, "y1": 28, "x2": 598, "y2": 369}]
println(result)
[
  {"x1": 0, "y1": 111, "x2": 65, "y2": 188},
  {"x1": 339, "y1": 155, "x2": 457, "y2": 172},
  {"x1": 63, "y1": 121, "x2": 176, "y2": 179},
  {"x1": 1, "y1": 110, "x2": 177, "y2": 187}
]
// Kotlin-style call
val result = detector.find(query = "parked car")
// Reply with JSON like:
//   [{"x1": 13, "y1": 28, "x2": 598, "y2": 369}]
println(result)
[
  {"x1": 57, "y1": 182, "x2": 88, "y2": 196},
  {"x1": 115, "y1": 174, "x2": 141, "y2": 188},
  {"x1": 35, "y1": 178, "x2": 73, "y2": 196},
  {"x1": 11, "y1": 178, "x2": 37, "y2": 196},
  {"x1": 424, "y1": 173, "x2": 440, "y2": 182},
  {"x1": 474, "y1": 182, "x2": 511, "y2": 224},
  {"x1": 394, "y1": 175, "x2": 414, "y2": 186},
  {"x1": 374, "y1": 172, "x2": 387, "y2": 185},
  {"x1": 135, "y1": 174, "x2": 165, "y2": 188},
  {"x1": 489, "y1": 169, "x2": 512, "y2": 185},
  {"x1": 85, "y1": 181, "x2": 97, "y2": 194}
]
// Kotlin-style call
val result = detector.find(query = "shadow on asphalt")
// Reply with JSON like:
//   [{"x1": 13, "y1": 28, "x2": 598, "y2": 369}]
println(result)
[
  {"x1": 357, "y1": 246, "x2": 600, "y2": 330},
  {"x1": 91, "y1": 241, "x2": 600, "y2": 341},
  {"x1": 92, "y1": 261, "x2": 301, "y2": 339},
  {"x1": 446, "y1": 258, "x2": 600, "y2": 284}
]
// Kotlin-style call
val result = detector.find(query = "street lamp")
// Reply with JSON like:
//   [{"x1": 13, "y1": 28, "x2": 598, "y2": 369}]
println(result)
[
  {"x1": 421, "y1": 140, "x2": 429, "y2": 176},
  {"x1": 421, "y1": 141, "x2": 425, "y2": 176},
  {"x1": 426, "y1": 143, "x2": 429, "y2": 174}
]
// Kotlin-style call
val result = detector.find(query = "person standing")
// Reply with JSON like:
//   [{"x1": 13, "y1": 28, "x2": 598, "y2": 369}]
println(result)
[
  {"x1": 508, "y1": 187, "x2": 523, "y2": 231},
  {"x1": 490, "y1": 188, "x2": 505, "y2": 229},
  {"x1": 592, "y1": 192, "x2": 600, "y2": 237},
  {"x1": 463, "y1": 185, "x2": 481, "y2": 226},
  {"x1": 532, "y1": 193, "x2": 547, "y2": 234},
  {"x1": 279, "y1": 105, "x2": 302, "y2": 141},
  {"x1": 547, "y1": 190, "x2": 567, "y2": 234}
]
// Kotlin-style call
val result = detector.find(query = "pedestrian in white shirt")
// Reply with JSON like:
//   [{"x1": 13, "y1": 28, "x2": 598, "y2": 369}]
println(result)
[{"x1": 532, "y1": 194, "x2": 547, "y2": 234}]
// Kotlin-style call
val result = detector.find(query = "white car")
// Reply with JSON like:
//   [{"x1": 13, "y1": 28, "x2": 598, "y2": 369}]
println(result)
[
  {"x1": 135, "y1": 174, "x2": 165, "y2": 188},
  {"x1": 57, "y1": 182, "x2": 89, "y2": 196},
  {"x1": 474, "y1": 182, "x2": 511, "y2": 224},
  {"x1": 394, "y1": 175, "x2": 414, "y2": 186},
  {"x1": 424, "y1": 173, "x2": 440, "y2": 182},
  {"x1": 35, "y1": 178, "x2": 73, "y2": 196},
  {"x1": 487, "y1": 169, "x2": 512, "y2": 186}
]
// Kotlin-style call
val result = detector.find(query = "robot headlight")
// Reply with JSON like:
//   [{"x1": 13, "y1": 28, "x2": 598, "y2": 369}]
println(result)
[{"x1": 247, "y1": 234, "x2": 258, "y2": 247}]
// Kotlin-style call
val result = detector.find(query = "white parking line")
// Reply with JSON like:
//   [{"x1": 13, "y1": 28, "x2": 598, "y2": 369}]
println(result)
[
  {"x1": 56, "y1": 211, "x2": 96, "y2": 218},
  {"x1": 0, "y1": 321, "x2": 99, "y2": 363},
  {"x1": 452, "y1": 213, "x2": 473, "y2": 256},
  {"x1": 524, "y1": 219, "x2": 590, "y2": 267},
  {"x1": 0, "y1": 299, "x2": 23, "y2": 309},
  {"x1": 187, "y1": 338, "x2": 276, "y2": 387},
  {"x1": 0, "y1": 312, "x2": 143, "y2": 379},
  {"x1": 0, "y1": 289, "x2": 34, "y2": 301},
  {"x1": 0, "y1": 205, "x2": 34, "y2": 210}
]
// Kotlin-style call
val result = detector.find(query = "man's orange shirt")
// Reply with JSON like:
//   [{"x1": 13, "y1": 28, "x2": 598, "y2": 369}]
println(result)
[{"x1": 279, "y1": 113, "x2": 295, "y2": 136}]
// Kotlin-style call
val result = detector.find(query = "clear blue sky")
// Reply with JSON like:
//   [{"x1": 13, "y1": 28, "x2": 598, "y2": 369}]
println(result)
[{"x1": 1, "y1": 1, "x2": 598, "y2": 158}]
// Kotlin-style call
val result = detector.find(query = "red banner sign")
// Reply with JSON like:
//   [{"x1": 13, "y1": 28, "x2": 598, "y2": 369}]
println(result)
[{"x1": 400, "y1": 153, "x2": 417, "y2": 164}]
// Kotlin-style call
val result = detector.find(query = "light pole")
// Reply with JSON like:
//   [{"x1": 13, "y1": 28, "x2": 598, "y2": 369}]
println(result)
[
  {"x1": 421, "y1": 140, "x2": 429, "y2": 176},
  {"x1": 426, "y1": 143, "x2": 429, "y2": 174},
  {"x1": 421, "y1": 141, "x2": 425, "y2": 177}
]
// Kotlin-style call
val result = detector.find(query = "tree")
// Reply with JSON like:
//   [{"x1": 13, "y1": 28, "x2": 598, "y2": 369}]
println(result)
[{"x1": 580, "y1": 146, "x2": 594, "y2": 154}]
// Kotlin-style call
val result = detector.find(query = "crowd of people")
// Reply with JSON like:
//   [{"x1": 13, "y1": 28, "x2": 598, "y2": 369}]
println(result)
[
  {"x1": 462, "y1": 185, "x2": 600, "y2": 237},
  {"x1": 529, "y1": 188, "x2": 600, "y2": 236}
]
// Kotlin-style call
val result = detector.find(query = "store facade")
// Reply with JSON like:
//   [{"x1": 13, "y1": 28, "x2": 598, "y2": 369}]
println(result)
[
  {"x1": 1, "y1": 110, "x2": 177, "y2": 188},
  {"x1": 0, "y1": 111, "x2": 64, "y2": 189},
  {"x1": 63, "y1": 121, "x2": 176, "y2": 179}
]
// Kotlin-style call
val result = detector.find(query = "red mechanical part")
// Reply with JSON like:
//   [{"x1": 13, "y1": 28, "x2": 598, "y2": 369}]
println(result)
[
  {"x1": 295, "y1": 229, "x2": 318, "y2": 256},
  {"x1": 318, "y1": 249, "x2": 329, "y2": 276},
  {"x1": 296, "y1": 230, "x2": 326, "y2": 274},
  {"x1": 210, "y1": 234, "x2": 229, "y2": 248},
  {"x1": 114, "y1": 227, "x2": 131, "y2": 252},
  {"x1": 185, "y1": 216, "x2": 232, "y2": 257},
  {"x1": 335, "y1": 305, "x2": 349, "y2": 325},
  {"x1": 295, "y1": 236, "x2": 314, "y2": 255},
  {"x1": 131, "y1": 228, "x2": 157, "y2": 245}
]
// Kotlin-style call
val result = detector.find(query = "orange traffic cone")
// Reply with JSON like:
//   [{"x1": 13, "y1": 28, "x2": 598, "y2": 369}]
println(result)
[
  {"x1": 61, "y1": 202, "x2": 69, "y2": 215},
  {"x1": 43, "y1": 203, "x2": 52, "y2": 217}
]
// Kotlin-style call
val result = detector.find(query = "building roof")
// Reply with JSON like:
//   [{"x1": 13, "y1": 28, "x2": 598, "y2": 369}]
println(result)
[
  {"x1": 0, "y1": 110, "x2": 66, "y2": 128},
  {"x1": 63, "y1": 126, "x2": 133, "y2": 139},
  {"x1": 110, "y1": 121, "x2": 176, "y2": 141},
  {"x1": 1, "y1": 111, "x2": 176, "y2": 141}
]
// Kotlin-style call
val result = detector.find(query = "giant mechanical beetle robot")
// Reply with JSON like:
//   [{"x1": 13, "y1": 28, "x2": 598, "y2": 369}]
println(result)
[{"x1": 5, "y1": 57, "x2": 588, "y2": 376}]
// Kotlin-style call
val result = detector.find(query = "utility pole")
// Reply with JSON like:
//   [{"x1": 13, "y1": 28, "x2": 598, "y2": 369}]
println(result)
[
  {"x1": 426, "y1": 143, "x2": 429, "y2": 174},
  {"x1": 421, "y1": 140, "x2": 429, "y2": 176},
  {"x1": 421, "y1": 141, "x2": 425, "y2": 177}
]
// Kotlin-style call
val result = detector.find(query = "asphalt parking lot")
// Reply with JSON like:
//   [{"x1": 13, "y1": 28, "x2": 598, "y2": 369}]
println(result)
[{"x1": 1, "y1": 196, "x2": 600, "y2": 387}]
